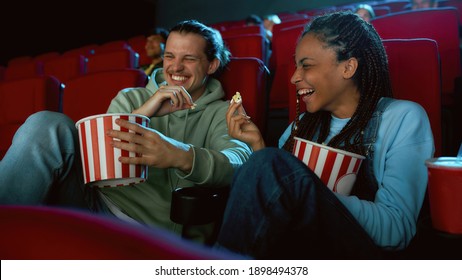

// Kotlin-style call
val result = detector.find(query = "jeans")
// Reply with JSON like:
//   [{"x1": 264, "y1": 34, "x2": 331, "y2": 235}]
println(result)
[
  {"x1": 216, "y1": 147, "x2": 382, "y2": 259},
  {"x1": 0, "y1": 111, "x2": 93, "y2": 209}
]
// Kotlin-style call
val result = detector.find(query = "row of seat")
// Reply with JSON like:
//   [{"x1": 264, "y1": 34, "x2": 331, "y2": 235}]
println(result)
[
  {"x1": 0, "y1": 57, "x2": 269, "y2": 159},
  {"x1": 2, "y1": 48, "x2": 139, "y2": 83}
]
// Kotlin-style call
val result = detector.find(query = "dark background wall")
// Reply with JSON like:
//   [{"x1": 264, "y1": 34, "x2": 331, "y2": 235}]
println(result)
[{"x1": 1, "y1": 0, "x2": 361, "y2": 66}]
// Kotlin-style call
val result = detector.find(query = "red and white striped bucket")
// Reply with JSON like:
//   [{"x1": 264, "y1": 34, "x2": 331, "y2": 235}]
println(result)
[
  {"x1": 292, "y1": 137, "x2": 365, "y2": 195},
  {"x1": 76, "y1": 113, "x2": 150, "y2": 188}
]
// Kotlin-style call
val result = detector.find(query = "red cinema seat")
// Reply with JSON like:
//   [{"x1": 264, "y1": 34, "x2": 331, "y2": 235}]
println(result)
[
  {"x1": 439, "y1": 0, "x2": 462, "y2": 25},
  {"x1": 371, "y1": 7, "x2": 461, "y2": 107},
  {"x1": 7, "y1": 55, "x2": 32, "y2": 67},
  {"x1": 43, "y1": 54, "x2": 87, "y2": 83},
  {"x1": 269, "y1": 24, "x2": 305, "y2": 109},
  {"x1": 371, "y1": 1, "x2": 411, "y2": 13},
  {"x1": 288, "y1": 38, "x2": 442, "y2": 156},
  {"x1": 217, "y1": 57, "x2": 270, "y2": 137},
  {"x1": 0, "y1": 65, "x2": 5, "y2": 81},
  {"x1": 86, "y1": 48, "x2": 139, "y2": 74},
  {"x1": 62, "y1": 69, "x2": 147, "y2": 122},
  {"x1": 62, "y1": 44, "x2": 98, "y2": 57},
  {"x1": 221, "y1": 24, "x2": 266, "y2": 37},
  {"x1": 95, "y1": 40, "x2": 130, "y2": 53},
  {"x1": 4, "y1": 60, "x2": 44, "y2": 81},
  {"x1": 373, "y1": 6, "x2": 392, "y2": 17},
  {"x1": 223, "y1": 34, "x2": 270, "y2": 65},
  {"x1": 127, "y1": 35, "x2": 151, "y2": 67},
  {"x1": 33, "y1": 51, "x2": 60, "y2": 63},
  {"x1": 0, "y1": 205, "x2": 238, "y2": 260},
  {"x1": 0, "y1": 76, "x2": 62, "y2": 159}
]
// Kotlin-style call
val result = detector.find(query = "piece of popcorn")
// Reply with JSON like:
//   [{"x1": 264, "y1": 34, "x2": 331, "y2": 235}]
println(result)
[{"x1": 232, "y1": 92, "x2": 242, "y2": 103}]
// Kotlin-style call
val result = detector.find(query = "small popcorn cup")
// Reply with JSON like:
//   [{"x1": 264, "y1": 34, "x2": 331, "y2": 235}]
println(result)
[
  {"x1": 292, "y1": 137, "x2": 365, "y2": 195},
  {"x1": 76, "y1": 113, "x2": 150, "y2": 188},
  {"x1": 425, "y1": 157, "x2": 462, "y2": 234}
]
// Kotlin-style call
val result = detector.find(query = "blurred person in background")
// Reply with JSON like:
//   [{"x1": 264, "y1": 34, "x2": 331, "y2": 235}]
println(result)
[
  {"x1": 354, "y1": 4, "x2": 375, "y2": 22},
  {"x1": 411, "y1": 0, "x2": 438, "y2": 10},
  {"x1": 139, "y1": 27, "x2": 169, "y2": 76}
]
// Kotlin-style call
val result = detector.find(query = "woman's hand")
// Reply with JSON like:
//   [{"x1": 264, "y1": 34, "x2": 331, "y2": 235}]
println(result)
[
  {"x1": 107, "y1": 118, "x2": 193, "y2": 172},
  {"x1": 133, "y1": 84, "x2": 196, "y2": 117},
  {"x1": 226, "y1": 99, "x2": 265, "y2": 151}
]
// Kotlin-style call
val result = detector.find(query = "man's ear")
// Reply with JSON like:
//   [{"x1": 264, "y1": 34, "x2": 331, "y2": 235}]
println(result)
[
  {"x1": 207, "y1": 58, "x2": 221, "y2": 75},
  {"x1": 343, "y1": 57, "x2": 358, "y2": 79}
]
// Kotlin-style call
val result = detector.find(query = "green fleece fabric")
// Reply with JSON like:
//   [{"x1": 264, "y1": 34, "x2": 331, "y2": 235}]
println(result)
[{"x1": 100, "y1": 69, "x2": 252, "y2": 243}]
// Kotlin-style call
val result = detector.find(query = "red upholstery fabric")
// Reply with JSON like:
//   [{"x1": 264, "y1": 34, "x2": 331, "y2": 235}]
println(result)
[
  {"x1": 371, "y1": 7, "x2": 461, "y2": 107},
  {"x1": 0, "y1": 205, "x2": 238, "y2": 260},
  {"x1": 373, "y1": 6, "x2": 392, "y2": 17},
  {"x1": 288, "y1": 38, "x2": 442, "y2": 156},
  {"x1": 86, "y1": 48, "x2": 139, "y2": 74},
  {"x1": 7, "y1": 55, "x2": 32, "y2": 67},
  {"x1": 217, "y1": 57, "x2": 270, "y2": 137},
  {"x1": 62, "y1": 44, "x2": 98, "y2": 57},
  {"x1": 221, "y1": 25, "x2": 266, "y2": 37},
  {"x1": 95, "y1": 40, "x2": 130, "y2": 53},
  {"x1": 383, "y1": 39, "x2": 442, "y2": 156},
  {"x1": 0, "y1": 76, "x2": 62, "y2": 158},
  {"x1": 0, "y1": 65, "x2": 5, "y2": 81},
  {"x1": 127, "y1": 35, "x2": 151, "y2": 67},
  {"x1": 371, "y1": 1, "x2": 411, "y2": 13},
  {"x1": 62, "y1": 69, "x2": 147, "y2": 122},
  {"x1": 439, "y1": 0, "x2": 462, "y2": 25},
  {"x1": 222, "y1": 34, "x2": 269, "y2": 65},
  {"x1": 269, "y1": 24, "x2": 305, "y2": 109},
  {"x1": 33, "y1": 51, "x2": 60, "y2": 63},
  {"x1": 43, "y1": 54, "x2": 87, "y2": 83},
  {"x1": 4, "y1": 60, "x2": 44, "y2": 81}
]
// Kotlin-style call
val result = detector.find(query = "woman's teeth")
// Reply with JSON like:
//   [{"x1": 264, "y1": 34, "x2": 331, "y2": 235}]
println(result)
[{"x1": 297, "y1": 89, "x2": 315, "y2": 96}]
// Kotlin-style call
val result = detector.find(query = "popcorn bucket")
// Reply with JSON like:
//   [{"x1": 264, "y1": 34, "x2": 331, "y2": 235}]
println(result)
[
  {"x1": 292, "y1": 137, "x2": 365, "y2": 195},
  {"x1": 76, "y1": 113, "x2": 150, "y2": 188}
]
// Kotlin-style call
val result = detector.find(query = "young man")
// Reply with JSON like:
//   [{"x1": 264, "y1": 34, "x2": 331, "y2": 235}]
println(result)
[
  {"x1": 139, "y1": 27, "x2": 169, "y2": 76},
  {"x1": 0, "y1": 20, "x2": 252, "y2": 245}
]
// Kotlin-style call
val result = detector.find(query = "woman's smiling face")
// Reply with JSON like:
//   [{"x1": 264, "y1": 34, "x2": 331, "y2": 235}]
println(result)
[{"x1": 290, "y1": 32, "x2": 360, "y2": 118}]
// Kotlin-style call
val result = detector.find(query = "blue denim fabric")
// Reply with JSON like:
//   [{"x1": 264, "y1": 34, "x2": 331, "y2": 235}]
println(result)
[
  {"x1": 0, "y1": 111, "x2": 96, "y2": 210},
  {"x1": 216, "y1": 148, "x2": 382, "y2": 259},
  {"x1": 215, "y1": 98, "x2": 395, "y2": 259}
]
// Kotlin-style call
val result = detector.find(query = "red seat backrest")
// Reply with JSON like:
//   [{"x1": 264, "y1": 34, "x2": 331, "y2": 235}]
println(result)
[
  {"x1": 62, "y1": 69, "x2": 147, "y2": 122},
  {"x1": 62, "y1": 44, "x2": 98, "y2": 57},
  {"x1": 288, "y1": 38, "x2": 442, "y2": 156},
  {"x1": 217, "y1": 57, "x2": 270, "y2": 137},
  {"x1": 371, "y1": 7, "x2": 460, "y2": 107},
  {"x1": 371, "y1": 1, "x2": 411, "y2": 13},
  {"x1": 222, "y1": 34, "x2": 269, "y2": 65},
  {"x1": 43, "y1": 54, "x2": 87, "y2": 83},
  {"x1": 269, "y1": 24, "x2": 305, "y2": 109},
  {"x1": 86, "y1": 48, "x2": 139, "y2": 74},
  {"x1": 127, "y1": 35, "x2": 151, "y2": 67},
  {"x1": 4, "y1": 60, "x2": 44, "y2": 81},
  {"x1": 221, "y1": 25, "x2": 266, "y2": 37},
  {"x1": 0, "y1": 76, "x2": 62, "y2": 158},
  {"x1": 0, "y1": 205, "x2": 238, "y2": 260},
  {"x1": 33, "y1": 51, "x2": 60, "y2": 63},
  {"x1": 94, "y1": 40, "x2": 130, "y2": 53},
  {"x1": 7, "y1": 55, "x2": 32, "y2": 67}
]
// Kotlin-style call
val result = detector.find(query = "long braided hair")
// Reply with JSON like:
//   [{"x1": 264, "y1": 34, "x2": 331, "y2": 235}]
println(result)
[{"x1": 282, "y1": 12, "x2": 392, "y2": 156}]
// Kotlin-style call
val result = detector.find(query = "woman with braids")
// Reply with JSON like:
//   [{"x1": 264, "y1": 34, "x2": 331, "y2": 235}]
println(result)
[{"x1": 216, "y1": 11, "x2": 434, "y2": 259}]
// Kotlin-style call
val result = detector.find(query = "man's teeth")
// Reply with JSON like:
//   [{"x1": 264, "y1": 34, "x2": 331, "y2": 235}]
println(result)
[
  {"x1": 172, "y1": 75, "x2": 187, "y2": 81},
  {"x1": 297, "y1": 89, "x2": 315, "y2": 96}
]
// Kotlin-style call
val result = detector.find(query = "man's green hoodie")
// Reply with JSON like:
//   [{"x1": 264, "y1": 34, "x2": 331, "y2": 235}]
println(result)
[{"x1": 100, "y1": 69, "x2": 252, "y2": 243}]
